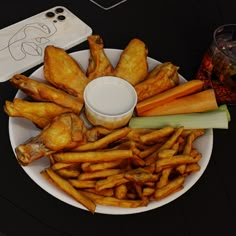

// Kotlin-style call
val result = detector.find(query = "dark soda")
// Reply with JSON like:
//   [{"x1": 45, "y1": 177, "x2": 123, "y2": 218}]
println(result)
[{"x1": 196, "y1": 45, "x2": 236, "y2": 105}]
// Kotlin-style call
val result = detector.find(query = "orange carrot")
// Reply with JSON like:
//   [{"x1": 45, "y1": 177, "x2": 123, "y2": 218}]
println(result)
[
  {"x1": 138, "y1": 89, "x2": 218, "y2": 117},
  {"x1": 136, "y1": 79, "x2": 204, "y2": 115}
]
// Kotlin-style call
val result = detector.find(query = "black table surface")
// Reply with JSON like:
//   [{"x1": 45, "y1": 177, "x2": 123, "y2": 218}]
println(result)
[{"x1": 0, "y1": 1, "x2": 236, "y2": 235}]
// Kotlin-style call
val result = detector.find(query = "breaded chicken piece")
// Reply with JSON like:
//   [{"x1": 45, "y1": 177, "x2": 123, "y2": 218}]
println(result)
[
  {"x1": 86, "y1": 35, "x2": 114, "y2": 80},
  {"x1": 4, "y1": 98, "x2": 72, "y2": 128},
  {"x1": 15, "y1": 113, "x2": 87, "y2": 166},
  {"x1": 44, "y1": 45, "x2": 88, "y2": 100},
  {"x1": 113, "y1": 38, "x2": 148, "y2": 85},
  {"x1": 135, "y1": 62, "x2": 179, "y2": 102},
  {"x1": 10, "y1": 74, "x2": 84, "y2": 114}
]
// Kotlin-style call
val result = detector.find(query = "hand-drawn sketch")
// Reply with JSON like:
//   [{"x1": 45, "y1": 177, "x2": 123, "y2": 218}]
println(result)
[{"x1": 0, "y1": 21, "x2": 57, "y2": 61}]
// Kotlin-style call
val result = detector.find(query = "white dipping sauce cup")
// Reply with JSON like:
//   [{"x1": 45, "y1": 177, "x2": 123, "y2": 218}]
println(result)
[{"x1": 84, "y1": 76, "x2": 137, "y2": 129}]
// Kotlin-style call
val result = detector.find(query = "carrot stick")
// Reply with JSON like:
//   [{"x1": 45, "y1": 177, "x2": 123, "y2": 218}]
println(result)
[
  {"x1": 136, "y1": 79, "x2": 204, "y2": 115},
  {"x1": 138, "y1": 89, "x2": 218, "y2": 117}
]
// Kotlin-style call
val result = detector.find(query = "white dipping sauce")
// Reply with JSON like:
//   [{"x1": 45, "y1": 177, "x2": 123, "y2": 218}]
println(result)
[{"x1": 84, "y1": 76, "x2": 137, "y2": 116}]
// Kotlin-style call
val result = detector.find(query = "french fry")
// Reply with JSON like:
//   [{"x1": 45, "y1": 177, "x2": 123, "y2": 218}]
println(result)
[
  {"x1": 156, "y1": 154, "x2": 201, "y2": 172},
  {"x1": 157, "y1": 126, "x2": 184, "y2": 152},
  {"x1": 143, "y1": 163, "x2": 156, "y2": 174},
  {"x1": 156, "y1": 167, "x2": 172, "y2": 188},
  {"x1": 84, "y1": 188, "x2": 114, "y2": 197},
  {"x1": 73, "y1": 127, "x2": 131, "y2": 151},
  {"x1": 154, "y1": 176, "x2": 185, "y2": 200},
  {"x1": 78, "y1": 169, "x2": 122, "y2": 181},
  {"x1": 81, "y1": 162, "x2": 91, "y2": 171},
  {"x1": 176, "y1": 132, "x2": 195, "y2": 174},
  {"x1": 69, "y1": 179, "x2": 96, "y2": 188},
  {"x1": 124, "y1": 168, "x2": 159, "y2": 183},
  {"x1": 85, "y1": 126, "x2": 113, "y2": 142},
  {"x1": 44, "y1": 168, "x2": 96, "y2": 213},
  {"x1": 56, "y1": 168, "x2": 80, "y2": 178},
  {"x1": 140, "y1": 126, "x2": 174, "y2": 144},
  {"x1": 142, "y1": 187, "x2": 155, "y2": 197},
  {"x1": 190, "y1": 148, "x2": 200, "y2": 158},
  {"x1": 177, "y1": 130, "x2": 204, "y2": 174},
  {"x1": 183, "y1": 132, "x2": 195, "y2": 155},
  {"x1": 53, "y1": 149, "x2": 133, "y2": 163},
  {"x1": 81, "y1": 190, "x2": 148, "y2": 208},
  {"x1": 134, "y1": 183, "x2": 144, "y2": 199},
  {"x1": 126, "y1": 128, "x2": 154, "y2": 142},
  {"x1": 115, "y1": 184, "x2": 128, "y2": 199},
  {"x1": 138, "y1": 142, "x2": 162, "y2": 159},
  {"x1": 158, "y1": 149, "x2": 177, "y2": 159},
  {"x1": 185, "y1": 163, "x2": 201, "y2": 174},
  {"x1": 82, "y1": 160, "x2": 122, "y2": 172},
  {"x1": 144, "y1": 151, "x2": 158, "y2": 165},
  {"x1": 95, "y1": 173, "x2": 129, "y2": 191},
  {"x1": 51, "y1": 162, "x2": 79, "y2": 171},
  {"x1": 130, "y1": 155, "x2": 146, "y2": 167}
]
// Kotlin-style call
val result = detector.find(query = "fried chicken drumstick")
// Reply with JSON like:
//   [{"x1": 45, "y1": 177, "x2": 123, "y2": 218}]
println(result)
[{"x1": 15, "y1": 113, "x2": 87, "y2": 166}]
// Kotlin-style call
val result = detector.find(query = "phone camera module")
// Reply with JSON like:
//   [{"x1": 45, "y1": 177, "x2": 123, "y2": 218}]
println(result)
[
  {"x1": 45, "y1": 11, "x2": 55, "y2": 18},
  {"x1": 57, "y1": 15, "x2": 66, "y2": 21},
  {"x1": 55, "y1": 8, "x2": 64, "y2": 14}
]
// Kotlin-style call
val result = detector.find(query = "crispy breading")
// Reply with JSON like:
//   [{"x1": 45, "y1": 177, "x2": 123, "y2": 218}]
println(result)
[
  {"x1": 86, "y1": 35, "x2": 114, "y2": 80},
  {"x1": 4, "y1": 98, "x2": 72, "y2": 128},
  {"x1": 135, "y1": 62, "x2": 179, "y2": 102},
  {"x1": 113, "y1": 38, "x2": 148, "y2": 85},
  {"x1": 15, "y1": 113, "x2": 86, "y2": 166},
  {"x1": 10, "y1": 74, "x2": 84, "y2": 114},
  {"x1": 44, "y1": 45, "x2": 88, "y2": 100}
]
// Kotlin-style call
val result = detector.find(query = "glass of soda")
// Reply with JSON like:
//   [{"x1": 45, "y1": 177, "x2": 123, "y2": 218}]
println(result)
[{"x1": 196, "y1": 24, "x2": 236, "y2": 105}]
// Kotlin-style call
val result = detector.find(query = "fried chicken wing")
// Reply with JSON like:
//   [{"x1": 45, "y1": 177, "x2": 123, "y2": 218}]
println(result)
[
  {"x1": 113, "y1": 38, "x2": 148, "y2": 85},
  {"x1": 135, "y1": 62, "x2": 180, "y2": 102},
  {"x1": 86, "y1": 35, "x2": 114, "y2": 80},
  {"x1": 10, "y1": 74, "x2": 84, "y2": 114},
  {"x1": 44, "y1": 45, "x2": 88, "y2": 100},
  {"x1": 15, "y1": 113, "x2": 87, "y2": 166},
  {"x1": 4, "y1": 98, "x2": 72, "y2": 128}
]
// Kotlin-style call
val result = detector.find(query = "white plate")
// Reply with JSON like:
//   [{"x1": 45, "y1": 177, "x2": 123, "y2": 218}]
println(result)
[{"x1": 9, "y1": 49, "x2": 213, "y2": 215}]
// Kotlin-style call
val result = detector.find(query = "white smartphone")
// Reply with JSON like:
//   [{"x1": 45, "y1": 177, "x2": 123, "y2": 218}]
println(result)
[{"x1": 0, "y1": 6, "x2": 92, "y2": 82}]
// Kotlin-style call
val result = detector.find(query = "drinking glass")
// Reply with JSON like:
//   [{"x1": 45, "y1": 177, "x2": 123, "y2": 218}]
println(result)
[{"x1": 196, "y1": 24, "x2": 236, "y2": 104}]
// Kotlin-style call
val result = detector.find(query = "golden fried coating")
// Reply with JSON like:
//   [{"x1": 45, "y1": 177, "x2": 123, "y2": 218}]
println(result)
[
  {"x1": 44, "y1": 45, "x2": 88, "y2": 100},
  {"x1": 135, "y1": 62, "x2": 179, "y2": 102},
  {"x1": 10, "y1": 74, "x2": 84, "y2": 114},
  {"x1": 4, "y1": 98, "x2": 72, "y2": 128},
  {"x1": 86, "y1": 35, "x2": 114, "y2": 80},
  {"x1": 113, "y1": 38, "x2": 148, "y2": 85},
  {"x1": 15, "y1": 113, "x2": 87, "y2": 166}
]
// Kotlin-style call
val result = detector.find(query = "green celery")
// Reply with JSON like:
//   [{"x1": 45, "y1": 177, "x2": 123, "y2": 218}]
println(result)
[{"x1": 129, "y1": 106, "x2": 230, "y2": 129}]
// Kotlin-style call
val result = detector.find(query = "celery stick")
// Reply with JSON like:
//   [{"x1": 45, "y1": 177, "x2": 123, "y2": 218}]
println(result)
[
  {"x1": 218, "y1": 104, "x2": 231, "y2": 122},
  {"x1": 129, "y1": 109, "x2": 229, "y2": 129}
]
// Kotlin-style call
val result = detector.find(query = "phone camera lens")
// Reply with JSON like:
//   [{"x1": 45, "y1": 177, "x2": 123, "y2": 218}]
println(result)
[
  {"x1": 45, "y1": 11, "x2": 55, "y2": 18},
  {"x1": 57, "y1": 15, "x2": 66, "y2": 21},
  {"x1": 55, "y1": 8, "x2": 64, "y2": 14}
]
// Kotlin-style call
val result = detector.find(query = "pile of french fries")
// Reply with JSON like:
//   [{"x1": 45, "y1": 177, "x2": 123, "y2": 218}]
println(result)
[
  {"x1": 42, "y1": 125, "x2": 204, "y2": 213},
  {"x1": 4, "y1": 34, "x2": 207, "y2": 214}
]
